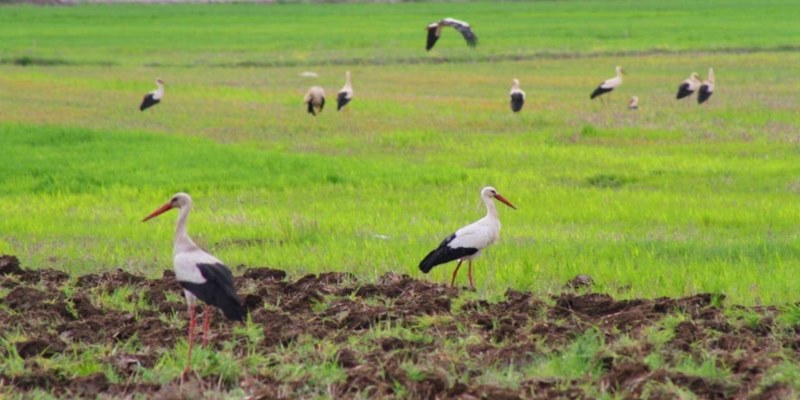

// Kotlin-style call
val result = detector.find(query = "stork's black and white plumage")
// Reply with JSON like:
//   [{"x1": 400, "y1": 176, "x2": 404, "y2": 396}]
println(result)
[
  {"x1": 140, "y1": 79, "x2": 164, "y2": 111},
  {"x1": 426, "y1": 18, "x2": 478, "y2": 51},
  {"x1": 142, "y1": 193, "x2": 244, "y2": 375},
  {"x1": 337, "y1": 71, "x2": 353, "y2": 111},
  {"x1": 591, "y1": 66, "x2": 624, "y2": 100},
  {"x1": 419, "y1": 186, "x2": 516, "y2": 289},
  {"x1": 698, "y1": 68, "x2": 715, "y2": 104},
  {"x1": 676, "y1": 72, "x2": 702, "y2": 100},
  {"x1": 305, "y1": 86, "x2": 326, "y2": 116},
  {"x1": 628, "y1": 96, "x2": 639, "y2": 110},
  {"x1": 509, "y1": 79, "x2": 525, "y2": 113}
]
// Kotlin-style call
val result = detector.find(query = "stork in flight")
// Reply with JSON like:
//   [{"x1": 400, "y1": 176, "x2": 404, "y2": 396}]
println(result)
[
  {"x1": 305, "y1": 86, "x2": 326, "y2": 116},
  {"x1": 142, "y1": 193, "x2": 245, "y2": 375},
  {"x1": 698, "y1": 68, "x2": 715, "y2": 104},
  {"x1": 509, "y1": 79, "x2": 525, "y2": 113},
  {"x1": 426, "y1": 18, "x2": 478, "y2": 51},
  {"x1": 337, "y1": 71, "x2": 353, "y2": 111},
  {"x1": 590, "y1": 66, "x2": 624, "y2": 101},
  {"x1": 676, "y1": 72, "x2": 702, "y2": 100},
  {"x1": 419, "y1": 187, "x2": 516, "y2": 289},
  {"x1": 140, "y1": 78, "x2": 164, "y2": 111}
]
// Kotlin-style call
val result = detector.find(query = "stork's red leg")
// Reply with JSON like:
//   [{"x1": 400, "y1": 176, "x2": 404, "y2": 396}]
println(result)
[
  {"x1": 183, "y1": 303, "x2": 196, "y2": 376},
  {"x1": 450, "y1": 260, "x2": 464, "y2": 288},
  {"x1": 468, "y1": 260, "x2": 475, "y2": 289},
  {"x1": 202, "y1": 305, "x2": 213, "y2": 346}
]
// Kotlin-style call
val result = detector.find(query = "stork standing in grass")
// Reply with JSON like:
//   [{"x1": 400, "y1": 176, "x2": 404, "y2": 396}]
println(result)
[
  {"x1": 698, "y1": 68, "x2": 715, "y2": 104},
  {"x1": 140, "y1": 78, "x2": 164, "y2": 111},
  {"x1": 305, "y1": 86, "x2": 326, "y2": 116},
  {"x1": 426, "y1": 18, "x2": 478, "y2": 51},
  {"x1": 628, "y1": 96, "x2": 639, "y2": 110},
  {"x1": 509, "y1": 79, "x2": 525, "y2": 113},
  {"x1": 337, "y1": 71, "x2": 353, "y2": 112},
  {"x1": 590, "y1": 66, "x2": 624, "y2": 101},
  {"x1": 676, "y1": 72, "x2": 702, "y2": 100},
  {"x1": 419, "y1": 187, "x2": 516, "y2": 289},
  {"x1": 142, "y1": 193, "x2": 245, "y2": 375}
]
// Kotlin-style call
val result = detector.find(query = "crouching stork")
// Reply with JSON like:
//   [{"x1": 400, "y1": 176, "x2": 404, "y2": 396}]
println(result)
[
  {"x1": 419, "y1": 186, "x2": 516, "y2": 289},
  {"x1": 142, "y1": 193, "x2": 245, "y2": 375},
  {"x1": 305, "y1": 86, "x2": 326, "y2": 116}
]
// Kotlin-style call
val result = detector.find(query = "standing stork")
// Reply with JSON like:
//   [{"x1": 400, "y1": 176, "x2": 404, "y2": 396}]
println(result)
[
  {"x1": 509, "y1": 79, "x2": 525, "y2": 113},
  {"x1": 676, "y1": 72, "x2": 702, "y2": 100},
  {"x1": 628, "y1": 96, "x2": 639, "y2": 110},
  {"x1": 590, "y1": 66, "x2": 624, "y2": 101},
  {"x1": 140, "y1": 78, "x2": 164, "y2": 111},
  {"x1": 337, "y1": 71, "x2": 353, "y2": 111},
  {"x1": 426, "y1": 18, "x2": 478, "y2": 51},
  {"x1": 142, "y1": 193, "x2": 245, "y2": 375},
  {"x1": 305, "y1": 86, "x2": 326, "y2": 116},
  {"x1": 698, "y1": 68, "x2": 715, "y2": 104},
  {"x1": 419, "y1": 186, "x2": 516, "y2": 289}
]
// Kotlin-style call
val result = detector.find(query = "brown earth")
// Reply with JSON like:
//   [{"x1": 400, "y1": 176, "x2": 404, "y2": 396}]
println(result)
[{"x1": 0, "y1": 254, "x2": 797, "y2": 399}]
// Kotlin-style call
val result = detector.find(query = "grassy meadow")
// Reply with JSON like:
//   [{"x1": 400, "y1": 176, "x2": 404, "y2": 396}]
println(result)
[{"x1": 2, "y1": 0, "x2": 800, "y2": 305}]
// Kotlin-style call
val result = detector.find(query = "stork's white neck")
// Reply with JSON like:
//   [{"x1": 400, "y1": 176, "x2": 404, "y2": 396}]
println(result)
[
  {"x1": 155, "y1": 82, "x2": 165, "y2": 99},
  {"x1": 174, "y1": 205, "x2": 197, "y2": 254},
  {"x1": 345, "y1": 72, "x2": 352, "y2": 87},
  {"x1": 483, "y1": 195, "x2": 498, "y2": 219}
]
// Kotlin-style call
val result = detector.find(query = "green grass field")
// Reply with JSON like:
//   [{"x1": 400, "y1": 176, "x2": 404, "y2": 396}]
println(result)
[{"x1": 2, "y1": 0, "x2": 800, "y2": 305}]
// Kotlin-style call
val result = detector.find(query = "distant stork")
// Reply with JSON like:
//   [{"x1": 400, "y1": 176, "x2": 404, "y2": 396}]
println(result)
[
  {"x1": 337, "y1": 71, "x2": 353, "y2": 111},
  {"x1": 142, "y1": 193, "x2": 245, "y2": 375},
  {"x1": 698, "y1": 68, "x2": 715, "y2": 104},
  {"x1": 305, "y1": 86, "x2": 326, "y2": 116},
  {"x1": 509, "y1": 79, "x2": 525, "y2": 113},
  {"x1": 140, "y1": 78, "x2": 164, "y2": 111},
  {"x1": 628, "y1": 96, "x2": 639, "y2": 110},
  {"x1": 676, "y1": 72, "x2": 702, "y2": 100},
  {"x1": 419, "y1": 186, "x2": 516, "y2": 289},
  {"x1": 426, "y1": 18, "x2": 478, "y2": 51},
  {"x1": 590, "y1": 66, "x2": 624, "y2": 100}
]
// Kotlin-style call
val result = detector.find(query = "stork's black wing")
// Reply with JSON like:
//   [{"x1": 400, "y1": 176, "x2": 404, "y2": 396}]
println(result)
[
  {"x1": 179, "y1": 263, "x2": 245, "y2": 321},
  {"x1": 140, "y1": 93, "x2": 160, "y2": 111},
  {"x1": 452, "y1": 24, "x2": 478, "y2": 48},
  {"x1": 697, "y1": 84, "x2": 713, "y2": 104},
  {"x1": 426, "y1": 25, "x2": 440, "y2": 51},
  {"x1": 419, "y1": 233, "x2": 478, "y2": 273},
  {"x1": 676, "y1": 82, "x2": 694, "y2": 99}
]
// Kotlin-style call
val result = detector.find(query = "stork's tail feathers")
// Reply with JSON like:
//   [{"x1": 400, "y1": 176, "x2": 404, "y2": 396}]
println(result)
[{"x1": 219, "y1": 297, "x2": 246, "y2": 322}]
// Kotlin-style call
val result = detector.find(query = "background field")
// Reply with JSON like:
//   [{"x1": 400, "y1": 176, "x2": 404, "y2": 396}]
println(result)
[{"x1": 2, "y1": 0, "x2": 800, "y2": 305}]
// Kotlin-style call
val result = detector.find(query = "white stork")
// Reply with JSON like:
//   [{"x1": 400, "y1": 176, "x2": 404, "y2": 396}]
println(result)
[
  {"x1": 140, "y1": 78, "x2": 164, "y2": 112},
  {"x1": 337, "y1": 71, "x2": 353, "y2": 111},
  {"x1": 305, "y1": 86, "x2": 326, "y2": 116},
  {"x1": 142, "y1": 193, "x2": 245, "y2": 375},
  {"x1": 628, "y1": 96, "x2": 639, "y2": 110},
  {"x1": 509, "y1": 79, "x2": 525, "y2": 113},
  {"x1": 419, "y1": 186, "x2": 516, "y2": 289},
  {"x1": 676, "y1": 72, "x2": 702, "y2": 100},
  {"x1": 590, "y1": 66, "x2": 624, "y2": 100},
  {"x1": 698, "y1": 68, "x2": 715, "y2": 104},
  {"x1": 426, "y1": 18, "x2": 478, "y2": 51}
]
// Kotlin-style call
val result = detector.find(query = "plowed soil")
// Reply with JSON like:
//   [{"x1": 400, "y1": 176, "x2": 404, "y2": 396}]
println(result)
[{"x1": 0, "y1": 254, "x2": 797, "y2": 399}]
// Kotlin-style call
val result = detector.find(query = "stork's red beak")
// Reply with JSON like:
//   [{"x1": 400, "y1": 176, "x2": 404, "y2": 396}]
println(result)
[
  {"x1": 494, "y1": 194, "x2": 517, "y2": 210},
  {"x1": 142, "y1": 202, "x2": 172, "y2": 222}
]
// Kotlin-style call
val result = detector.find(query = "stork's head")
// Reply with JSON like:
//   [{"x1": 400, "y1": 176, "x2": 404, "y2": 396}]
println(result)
[
  {"x1": 512, "y1": 78, "x2": 520, "y2": 86},
  {"x1": 616, "y1": 66, "x2": 624, "y2": 75},
  {"x1": 481, "y1": 186, "x2": 516, "y2": 209},
  {"x1": 142, "y1": 192, "x2": 191, "y2": 222},
  {"x1": 691, "y1": 72, "x2": 700, "y2": 81},
  {"x1": 156, "y1": 78, "x2": 164, "y2": 85},
  {"x1": 707, "y1": 68, "x2": 714, "y2": 80}
]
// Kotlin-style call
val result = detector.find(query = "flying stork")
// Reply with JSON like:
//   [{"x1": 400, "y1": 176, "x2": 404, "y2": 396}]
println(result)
[
  {"x1": 140, "y1": 78, "x2": 164, "y2": 111},
  {"x1": 698, "y1": 68, "x2": 715, "y2": 104},
  {"x1": 337, "y1": 71, "x2": 353, "y2": 111},
  {"x1": 509, "y1": 79, "x2": 525, "y2": 113},
  {"x1": 676, "y1": 72, "x2": 702, "y2": 100},
  {"x1": 590, "y1": 66, "x2": 624, "y2": 100},
  {"x1": 419, "y1": 186, "x2": 516, "y2": 289},
  {"x1": 426, "y1": 18, "x2": 478, "y2": 51},
  {"x1": 305, "y1": 86, "x2": 326, "y2": 116},
  {"x1": 142, "y1": 193, "x2": 245, "y2": 375}
]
